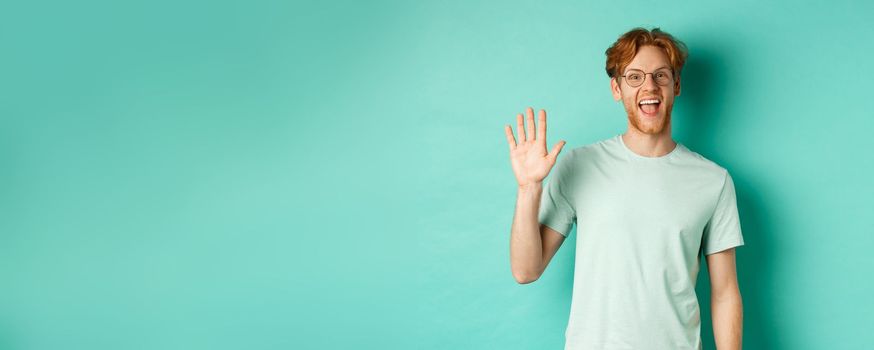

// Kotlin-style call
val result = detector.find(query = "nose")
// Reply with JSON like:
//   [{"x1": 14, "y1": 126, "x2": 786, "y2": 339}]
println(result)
[{"x1": 641, "y1": 73, "x2": 659, "y2": 90}]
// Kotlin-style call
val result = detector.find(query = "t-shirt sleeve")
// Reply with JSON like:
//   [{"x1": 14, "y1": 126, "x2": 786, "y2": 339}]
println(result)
[
  {"x1": 537, "y1": 154, "x2": 576, "y2": 237},
  {"x1": 702, "y1": 171, "x2": 745, "y2": 255}
]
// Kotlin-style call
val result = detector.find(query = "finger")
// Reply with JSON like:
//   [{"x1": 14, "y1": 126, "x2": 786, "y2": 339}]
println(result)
[
  {"x1": 537, "y1": 109, "x2": 547, "y2": 144},
  {"x1": 504, "y1": 125, "x2": 517, "y2": 150},
  {"x1": 516, "y1": 113, "x2": 526, "y2": 142},
  {"x1": 526, "y1": 107, "x2": 536, "y2": 142},
  {"x1": 549, "y1": 140, "x2": 567, "y2": 160}
]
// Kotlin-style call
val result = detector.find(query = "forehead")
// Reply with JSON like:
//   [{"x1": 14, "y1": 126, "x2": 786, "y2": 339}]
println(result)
[{"x1": 625, "y1": 45, "x2": 671, "y2": 71}]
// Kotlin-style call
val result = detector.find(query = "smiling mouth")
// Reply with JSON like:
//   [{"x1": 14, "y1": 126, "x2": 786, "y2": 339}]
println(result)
[{"x1": 638, "y1": 99, "x2": 660, "y2": 117}]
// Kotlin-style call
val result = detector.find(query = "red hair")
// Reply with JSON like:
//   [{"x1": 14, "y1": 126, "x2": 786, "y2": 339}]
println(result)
[{"x1": 605, "y1": 27, "x2": 688, "y2": 81}]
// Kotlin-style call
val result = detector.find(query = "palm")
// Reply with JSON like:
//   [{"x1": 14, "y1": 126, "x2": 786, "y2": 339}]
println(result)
[{"x1": 504, "y1": 107, "x2": 566, "y2": 187}]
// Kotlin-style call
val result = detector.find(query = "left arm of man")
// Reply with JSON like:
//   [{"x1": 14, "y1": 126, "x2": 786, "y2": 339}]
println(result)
[{"x1": 707, "y1": 247, "x2": 742, "y2": 350}]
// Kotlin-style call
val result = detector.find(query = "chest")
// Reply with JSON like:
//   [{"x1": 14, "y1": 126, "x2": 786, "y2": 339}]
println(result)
[{"x1": 574, "y1": 164, "x2": 717, "y2": 238}]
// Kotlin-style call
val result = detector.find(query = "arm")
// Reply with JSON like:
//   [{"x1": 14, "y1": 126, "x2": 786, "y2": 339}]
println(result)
[
  {"x1": 509, "y1": 182, "x2": 566, "y2": 283},
  {"x1": 503, "y1": 107, "x2": 566, "y2": 284},
  {"x1": 707, "y1": 248, "x2": 743, "y2": 350}
]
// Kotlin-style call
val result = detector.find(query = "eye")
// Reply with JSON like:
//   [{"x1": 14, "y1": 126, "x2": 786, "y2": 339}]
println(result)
[{"x1": 627, "y1": 73, "x2": 643, "y2": 81}]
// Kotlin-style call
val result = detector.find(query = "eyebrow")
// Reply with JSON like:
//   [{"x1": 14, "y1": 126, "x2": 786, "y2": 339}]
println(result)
[{"x1": 627, "y1": 65, "x2": 671, "y2": 71}]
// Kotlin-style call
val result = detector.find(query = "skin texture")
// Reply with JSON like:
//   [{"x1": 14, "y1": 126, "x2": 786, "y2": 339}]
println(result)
[
  {"x1": 506, "y1": 44, "x2": 742, "y2": 350},
  {"x1": 610, "y1": 45, "x2": 680, "y2": 158},
  {"x1": 504, "y1": 107, "x2": 566, "y2": 283},
  {"x1": 707, "y1": 248, "x2": 744, "y2": 350}
]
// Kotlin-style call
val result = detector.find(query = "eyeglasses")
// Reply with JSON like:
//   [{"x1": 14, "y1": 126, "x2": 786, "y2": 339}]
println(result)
[{"x1": 620, "y1": 68, "x2": 675, "y2": 88}]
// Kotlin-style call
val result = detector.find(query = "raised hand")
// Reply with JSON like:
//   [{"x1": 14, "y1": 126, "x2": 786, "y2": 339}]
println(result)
[{"x1": 504, "y1": 107, "x2": 567, "y2": 188}]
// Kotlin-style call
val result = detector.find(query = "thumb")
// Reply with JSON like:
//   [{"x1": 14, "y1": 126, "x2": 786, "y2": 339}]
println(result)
[{"x1": 549, "y1": 140, "x2": 566, "y2": 160}]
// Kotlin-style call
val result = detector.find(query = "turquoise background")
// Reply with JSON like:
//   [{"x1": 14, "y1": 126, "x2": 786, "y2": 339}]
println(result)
[{"x1": 2, "y1": 0, "x2": 873, "y2": 349}]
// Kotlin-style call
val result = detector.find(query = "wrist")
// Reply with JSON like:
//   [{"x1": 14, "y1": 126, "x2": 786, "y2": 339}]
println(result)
[{"x1": 518, "y1": 182, "x2": 543, "y2": 193}]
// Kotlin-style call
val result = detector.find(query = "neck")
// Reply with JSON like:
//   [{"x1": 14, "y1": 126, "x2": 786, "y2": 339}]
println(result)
[{"x1": 621, "y1": 128, "x2": 677, "y2": 158}]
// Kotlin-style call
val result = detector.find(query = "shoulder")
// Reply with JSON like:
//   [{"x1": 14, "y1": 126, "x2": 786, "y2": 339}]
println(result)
[
  {"x1": 677, "y1": 144, "x2": 731, "y2": 183},
  {"x1": 558, "y1": 136, "x2": 617, "y2": 163}
]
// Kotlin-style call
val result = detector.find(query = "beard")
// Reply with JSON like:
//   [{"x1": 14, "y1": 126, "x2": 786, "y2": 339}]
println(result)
[{"x1": 623, "y1": 100, "x2": 672, "y2": 135}]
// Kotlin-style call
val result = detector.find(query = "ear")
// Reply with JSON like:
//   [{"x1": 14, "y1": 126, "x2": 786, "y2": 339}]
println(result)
[
  {"x1": 611, "y1": 77, "x2": 622, "y2": 101},
  {"x1": 674, "y1": 75, "x2": 681, "y2": 97}
]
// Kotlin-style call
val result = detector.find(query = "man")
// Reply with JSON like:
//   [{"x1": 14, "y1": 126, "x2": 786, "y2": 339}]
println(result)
[{"x1": 504, "y1": 27, "x2": 744, "y2": 350}]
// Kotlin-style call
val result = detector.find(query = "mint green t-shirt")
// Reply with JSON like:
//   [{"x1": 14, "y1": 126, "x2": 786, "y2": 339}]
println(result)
[{"x1": 538, "y1": 134, "x2": 745, "y2": 350}]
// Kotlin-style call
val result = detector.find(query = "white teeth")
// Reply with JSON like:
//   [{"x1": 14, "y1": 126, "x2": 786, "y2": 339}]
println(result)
[{"x1": 639, "y1": 99, "x2": 660, "y2": 105}]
